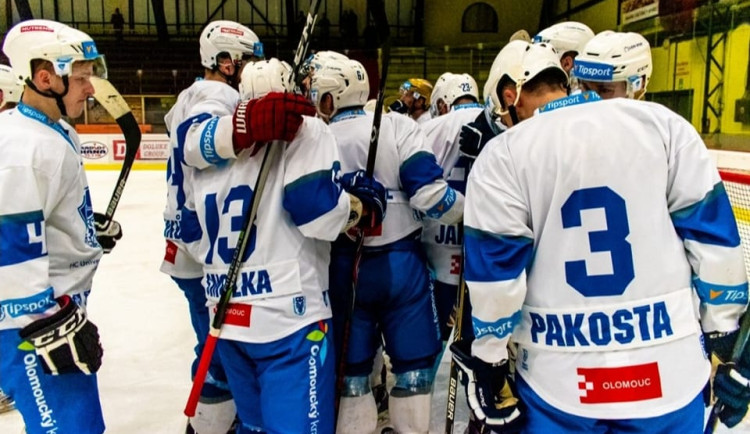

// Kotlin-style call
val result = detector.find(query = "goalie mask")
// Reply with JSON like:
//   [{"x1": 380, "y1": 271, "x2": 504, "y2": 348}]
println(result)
[
  {"x1": 309, "y1": 58, "x2": 369, "y2": 120},
  {"x1": 572, "y1": 31, "x2": 652, "y2": 99}
]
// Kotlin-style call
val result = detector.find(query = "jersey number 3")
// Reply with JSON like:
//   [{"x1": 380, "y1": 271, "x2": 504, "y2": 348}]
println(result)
[
  {"x1": 561, "y1": 186, "x2": 634, "y2": 297},
  {"x1": 204, "y1": 186, "x2": 257, "y2": 265}
]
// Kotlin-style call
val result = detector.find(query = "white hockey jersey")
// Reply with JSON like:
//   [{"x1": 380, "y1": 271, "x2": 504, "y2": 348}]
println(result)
[
  {"x1": 420, "y1": 103, "x2": 482, "y2": 284},
  {"x1": 328, "y1": 110, "x2": 463, "y2": 247},
  {"x1": 161, "y1": 79, "x2": 240, "y2": 278},
  {"x1": 0, "y1": 104, "x2": 102, "y2": 330},
  {"x1": 183, "y1": 115, "x2": 350, "y2": 343},
  {"x1": 464, "y1": 96, "x2": 748, "y2": 419},
  {"x1": 415, "y1": 111, "x2": 432, "y2": 125}
]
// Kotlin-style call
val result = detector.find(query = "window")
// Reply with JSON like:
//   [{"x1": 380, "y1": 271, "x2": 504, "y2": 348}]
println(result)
[{"x1": 462, "y1": 2, "x2": 498, "y2": 33}]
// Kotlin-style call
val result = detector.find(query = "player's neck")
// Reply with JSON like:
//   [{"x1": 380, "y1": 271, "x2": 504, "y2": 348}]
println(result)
[
  {"x1": 20, "y1": 90, "x2": 62, "y2": 122},
  {"x1": 204, "y1": 70, "x2": 230, "y2": 84}
]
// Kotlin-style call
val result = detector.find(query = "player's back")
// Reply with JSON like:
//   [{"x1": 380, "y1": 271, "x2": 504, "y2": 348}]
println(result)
[
  {"x1": 189, "y1": 115, "x2": 345, "y2": 343},
  {"x1": 329, "y1": 112, "x2": 427, "y2": 246},
  {"x1": 480, "y1": 97, "x2": 727, "y2": 418}
]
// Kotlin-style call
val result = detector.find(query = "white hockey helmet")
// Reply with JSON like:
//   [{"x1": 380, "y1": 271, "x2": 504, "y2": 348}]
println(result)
[
  {"x1": 238, "y1": 58, "x2": 292, "y2": 100},
  {"x1": 572, "y1": 31, "x2": 653, "y2": 98},
  {"x1": 301, "y1": 50, "x2": 349, "y2": 77},
  {"x1": 2, "y1": 19, "x2": 107, "y2": 82},
  {"x1": 429, "y1": 72, "x2": 455, "y2": 117},
  {"x1": 0, "y1": 64, "x2": 23, "y2": 107},
  {"x1": 310, "y1": 58, "x2": 369, "y2": 116},
  {"x1": 199, "y1": 20, "x2": 263, "y2": 69},
  {"x1": 443, "y1": 73, "x2": 479, "y2": 107},
  {"x1": 533, "y1": 21, "x2": 594, "y2": 59},
  {"x1": 485, "y1": 41, "x2": 565, "y2": 116}
]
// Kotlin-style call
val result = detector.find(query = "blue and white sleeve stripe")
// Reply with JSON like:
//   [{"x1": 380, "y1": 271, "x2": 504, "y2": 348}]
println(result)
[
  {"x1": 464, "y1": 225, "x2": 534, "y2": 283},
  {"x1": 284, "y1": 168, "x2": 343, "y2": 227},
  {"x1": 399, "y1": 151, "x2": 444, "y2": 197},
  {"x1": 670, "y1": 182, "x2": 741, "y2": 247}
]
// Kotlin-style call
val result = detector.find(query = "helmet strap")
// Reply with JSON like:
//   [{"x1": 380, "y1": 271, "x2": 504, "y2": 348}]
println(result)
[{"x1": 25, "y1": 76, "x2": 70, "y2": 117}]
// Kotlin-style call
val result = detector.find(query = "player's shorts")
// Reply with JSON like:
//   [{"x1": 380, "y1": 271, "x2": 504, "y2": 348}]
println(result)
[
  {"x1": 0, "y1": 329, "x2": 105, "y2": 434},
  {"x1": 330, "y1": 233, "x2": 442, "y2": 376},
  {"x1": 516, "y1": 374, "x2": 705, "y2": 433},
  {"x1": 173, "y1": 276, "x2": 231, "y2": 400},
  {"x1": 217, "y1": 319, "x2": 334, "y2": 434}
]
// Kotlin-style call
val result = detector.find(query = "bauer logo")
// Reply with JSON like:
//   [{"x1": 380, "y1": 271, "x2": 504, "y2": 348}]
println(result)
[
  {"x1": 573, "y1": 60, "x2": 613, "y2": 81},
  {"x1": 577, "y1": 362, "x2": 662, "y2": 403},
  {"x1": 81, "y1": 141, "x2": 108, "y2": 159}
]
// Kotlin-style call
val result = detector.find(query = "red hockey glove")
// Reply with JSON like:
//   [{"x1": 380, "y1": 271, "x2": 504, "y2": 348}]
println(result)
[{"x1": 232, "y1": 92, "x2": 316, "y2": 154}]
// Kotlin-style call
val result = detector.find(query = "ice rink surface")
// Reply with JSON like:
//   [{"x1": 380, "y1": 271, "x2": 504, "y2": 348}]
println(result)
[{"x1": 1, "y1": 168, "x2": 748, "y2": 433}]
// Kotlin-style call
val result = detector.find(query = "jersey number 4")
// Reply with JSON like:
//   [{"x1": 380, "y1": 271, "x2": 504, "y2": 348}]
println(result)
[
  {"x1": 561, "y1": 186, "x2": 634, "y2": 297},
  {"x1": 203, "y1": 186, "x2": 258, "y2": 265}
]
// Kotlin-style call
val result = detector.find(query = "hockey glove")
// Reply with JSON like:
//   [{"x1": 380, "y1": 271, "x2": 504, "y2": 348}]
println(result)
[
  {"x1": 451, "y1": 340, "x2": 525, "y2": 433},
  {"x1": 19, "y1": 295, "x2": 103, "y2": 375},
  {"x1": 341, "y1": 170, "x2": 387, "y2": 230},
  {"x1": 232, "y1": 92, "x2": 316, "y2": 154},
  {"x1": 711, "y1": 328, "x2": 750, "y2": 428},
  {"x1": 388, "y1": 99, "x2": 409, "y2": 114},
  {"x1": 94, "y1": 212, "x2": 122, "y2": 254},
  {"x1": 459, "y1": 110, "x2": 501, "y2": 159}
]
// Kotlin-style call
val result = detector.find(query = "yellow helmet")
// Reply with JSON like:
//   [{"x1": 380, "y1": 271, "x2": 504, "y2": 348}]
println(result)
[{"x1": 399, "y1": 78, "x2": 433, "y2": 105}]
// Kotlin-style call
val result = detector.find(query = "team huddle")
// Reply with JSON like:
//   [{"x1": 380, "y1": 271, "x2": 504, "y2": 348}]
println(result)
[{"x1": 0, "y1": 14, "x2": 749, "y2": 434}]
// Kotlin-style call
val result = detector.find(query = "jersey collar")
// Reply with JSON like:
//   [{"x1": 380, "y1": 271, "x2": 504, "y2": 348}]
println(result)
[
  {"x1": 16, "y1": 102, "x2": 75, "y2": 149},
  {"x1": 537, "y1": 91, "x2": 601, "y2": 114},
  {"x1": 330, "y1": 108, "x2": 366, "y2": 124}
]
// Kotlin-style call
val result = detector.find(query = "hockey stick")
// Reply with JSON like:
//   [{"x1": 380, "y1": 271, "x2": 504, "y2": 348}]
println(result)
[
  {"x1": 183, "y1": 0, "x2": 322, "y2": 418},
  {"x1": 334, "y1": 0, "x2": 391, "y2": 421},
  {"x1": 445, "y1": 270, "x2": 468, "y2": 433},
  {"x1": 704, "y1": 311, "x2": 750, "y2": 433},
  {"x1": 90, "y1": 76, "x2": 142, "y2": 224}
]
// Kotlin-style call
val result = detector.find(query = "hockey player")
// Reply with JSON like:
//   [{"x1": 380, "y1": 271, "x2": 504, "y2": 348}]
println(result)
[
  {"x1": 181, "y1": 57, "x2": 386, "y2": 434},
  {"x1": 419, "y1": 73, "x2": 482, "y2": 345},
  {"x1": 572, "y1": 31, "x2": 652, "y2": 100},
  {"x1": 0, "y1": 19, "x2": 122, "y2": 434},
  {"x1": 533, "y1": 21, "x2": 594, "y2": 75},
  {"x1": 309, "y1": 58, "x2": 464, "y2": 434},
  {"x1": 388, "y1": 78, "x2": 433, "y2": 124},
  {"x1": 162, "y1": 19, "x2": 269, "y2": 434},
  {"x1": 0, "y1": 63, "x2": 23, "y2": 111},
  {"x1": 453, "y1": 31, "x2": 749, "y2": 433}
]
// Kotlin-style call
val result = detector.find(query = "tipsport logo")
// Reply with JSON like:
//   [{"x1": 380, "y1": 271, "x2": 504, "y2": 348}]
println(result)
[
  {"x1": 306, "y1": 321, "x2": 329, "y2": 432},
  {"x1": 573, "y1": 60, "x2": 614, "y2": 81}
]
